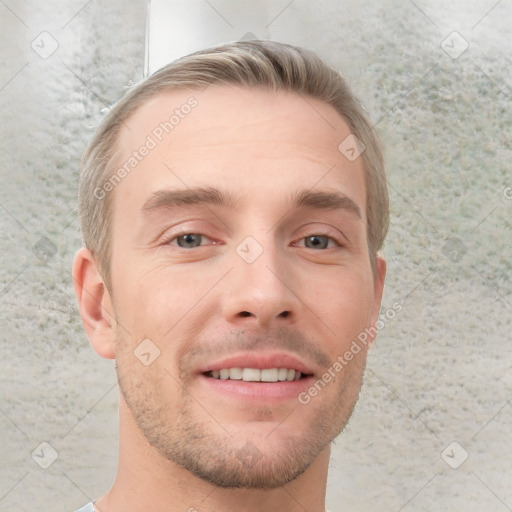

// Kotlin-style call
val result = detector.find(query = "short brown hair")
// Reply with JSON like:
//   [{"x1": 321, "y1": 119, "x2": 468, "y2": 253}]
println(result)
[{"x1": 78, "y1": 40, "x2": 389, "y2": 292}]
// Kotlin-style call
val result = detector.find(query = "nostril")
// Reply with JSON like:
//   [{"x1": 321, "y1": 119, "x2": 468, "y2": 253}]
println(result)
[{"x1": 237, "y1": 310, "x2": 290, "y2": 319}]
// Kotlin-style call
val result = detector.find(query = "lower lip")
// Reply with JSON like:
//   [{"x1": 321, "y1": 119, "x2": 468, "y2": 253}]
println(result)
[{"x1": 198, "y1": 374, "x2": 315, "y2": 402}]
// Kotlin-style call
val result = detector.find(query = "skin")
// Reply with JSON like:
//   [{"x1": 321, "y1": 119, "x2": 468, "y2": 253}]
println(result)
[{"x1": 73, "y1": 85, "x2": 386, "y2": 512}]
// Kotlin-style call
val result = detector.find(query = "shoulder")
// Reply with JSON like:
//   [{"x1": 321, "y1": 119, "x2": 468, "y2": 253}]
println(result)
[{"x1": 73, "y1": 503, "x2": 95, "y2": 512}]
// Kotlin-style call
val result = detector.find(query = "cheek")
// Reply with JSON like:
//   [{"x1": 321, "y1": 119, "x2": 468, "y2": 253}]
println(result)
[
  {"x1": 317, "y1": 269, "x2": 374, "y2": 343},
  {"x1": 113, "y1": 264, "x2": 213, "y2": 342}
]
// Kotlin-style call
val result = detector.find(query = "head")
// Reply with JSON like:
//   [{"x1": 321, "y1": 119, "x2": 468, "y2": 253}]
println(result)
[{"x1": 73, "y1": 40, "x2": 388, "y2": 489}]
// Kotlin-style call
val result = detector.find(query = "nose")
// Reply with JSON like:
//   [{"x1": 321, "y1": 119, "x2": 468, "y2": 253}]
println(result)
[{"x1": 221, "y1": 238, "x2": 301, "y2": 329}]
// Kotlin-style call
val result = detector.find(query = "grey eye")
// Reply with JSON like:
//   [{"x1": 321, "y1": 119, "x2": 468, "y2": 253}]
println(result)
[
  {"x1": 176, "y1": 234, "x2": 203, "y2": 248},
  {"x1": 304, "y1": 235, "x2": 330, "y2": 249}
]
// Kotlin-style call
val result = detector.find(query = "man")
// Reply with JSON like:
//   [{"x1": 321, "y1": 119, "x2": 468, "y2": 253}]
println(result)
[{"x1": 72, "y1": 40, "x2": 388, "y2": 512}]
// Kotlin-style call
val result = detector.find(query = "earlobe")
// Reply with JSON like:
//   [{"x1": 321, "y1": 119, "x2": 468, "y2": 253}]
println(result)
[
  {"x1": 368, "y1": 255, "x2": 387, "y2": 345},
  {"x1": 72, "y1": 247, "x2": 116, "y2": 359},
  {"x1": 374, "y1": 255, "x2": 387, "y2": 305}
]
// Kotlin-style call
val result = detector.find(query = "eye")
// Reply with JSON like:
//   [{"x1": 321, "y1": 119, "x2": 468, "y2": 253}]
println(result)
[
  {"x1": 297, "y1": 234, "x2": 341, "y2": 250},
  {"x1": 164, "y1": 233, "x2": 215, "y2": 249}
]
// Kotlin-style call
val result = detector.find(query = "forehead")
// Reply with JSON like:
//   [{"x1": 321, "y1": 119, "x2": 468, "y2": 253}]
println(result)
[
  {"x1": 112, "y1": 85, "x2": 367, "y2": 220},
  {"x1": 120, "y1": 85, "x2": 352, "y2": 156}
]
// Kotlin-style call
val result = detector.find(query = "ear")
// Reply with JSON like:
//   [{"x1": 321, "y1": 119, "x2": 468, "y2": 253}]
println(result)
[
  {"x1": 72, "y1": 247, "x2": 117, "y2": 359},
  {"x1": 367, "y1": 255, "x2": 387, "y2": 345}
]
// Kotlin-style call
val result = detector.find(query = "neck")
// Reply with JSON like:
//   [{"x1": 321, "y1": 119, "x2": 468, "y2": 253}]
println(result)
[{"x1": 95, "y1": 396, "x2": 330, "y2": 512}]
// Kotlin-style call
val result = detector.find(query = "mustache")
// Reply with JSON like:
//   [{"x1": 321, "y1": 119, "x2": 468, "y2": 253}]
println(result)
[{"x1": 180, "y1": 326, "x2": 332, "y2": 373}]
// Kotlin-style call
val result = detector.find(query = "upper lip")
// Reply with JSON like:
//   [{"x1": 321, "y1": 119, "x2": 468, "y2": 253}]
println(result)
[{"x1": 197, "y1": 351, "x2": 315, "y2": 375}]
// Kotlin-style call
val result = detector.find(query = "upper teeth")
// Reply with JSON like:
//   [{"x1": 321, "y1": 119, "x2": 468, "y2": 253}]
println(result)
[{"x1": 209, "y1": 368, "x2": 302, "y2": 382}]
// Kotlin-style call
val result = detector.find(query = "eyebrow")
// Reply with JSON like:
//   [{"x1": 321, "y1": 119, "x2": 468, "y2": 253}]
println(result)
[
  {"x1": 141, "y1": 186, "x2": 240, "y2": 213},
  {"x1": 291, "y1": 189, "x2": 361, "y2": 219},
  {"x1": 141, "y1": 186, "x2": 361, "y2": 219}
]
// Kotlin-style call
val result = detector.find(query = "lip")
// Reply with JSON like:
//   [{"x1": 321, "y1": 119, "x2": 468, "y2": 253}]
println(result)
[
  {"x1": 198, "y1": 373, "x2": 316, "y2": 402},
  {"x1": 196, "y1": 351, "x2": 316, "y2": 376}
]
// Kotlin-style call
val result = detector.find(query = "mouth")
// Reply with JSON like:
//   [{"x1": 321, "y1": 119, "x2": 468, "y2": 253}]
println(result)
[
  {"x1": 197, "y1": 352, "x2": 316, "y2": 401},
  {"x1": 203, "y1": 367, "x2": 308, "y2": 382}
]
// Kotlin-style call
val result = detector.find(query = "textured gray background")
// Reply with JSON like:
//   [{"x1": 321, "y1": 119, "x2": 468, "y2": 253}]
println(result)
[{"x1": 1, "y1": 1, "x2": 511, "y2": 511}]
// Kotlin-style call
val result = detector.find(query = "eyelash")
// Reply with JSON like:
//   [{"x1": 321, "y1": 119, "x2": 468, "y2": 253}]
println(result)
[
  {"x1": 162, "y1": 232, "x2": 217, "y2": 247},
  {"x1": 161, "y1": 231, "x2": 343, "y2": 249},
  {"x1": 295, "y1": 233, "x2": 343, "y2": 249}
]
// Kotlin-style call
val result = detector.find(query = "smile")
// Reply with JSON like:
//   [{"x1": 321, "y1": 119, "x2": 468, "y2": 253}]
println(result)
[{"x1": 205, "y1": 367, "x2": 304, "y2": 382}]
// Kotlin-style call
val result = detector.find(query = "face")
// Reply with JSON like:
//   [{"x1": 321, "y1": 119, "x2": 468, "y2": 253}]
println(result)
[{"x1": 107, "y1": 85, "x2": 384, "y2": 488}]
